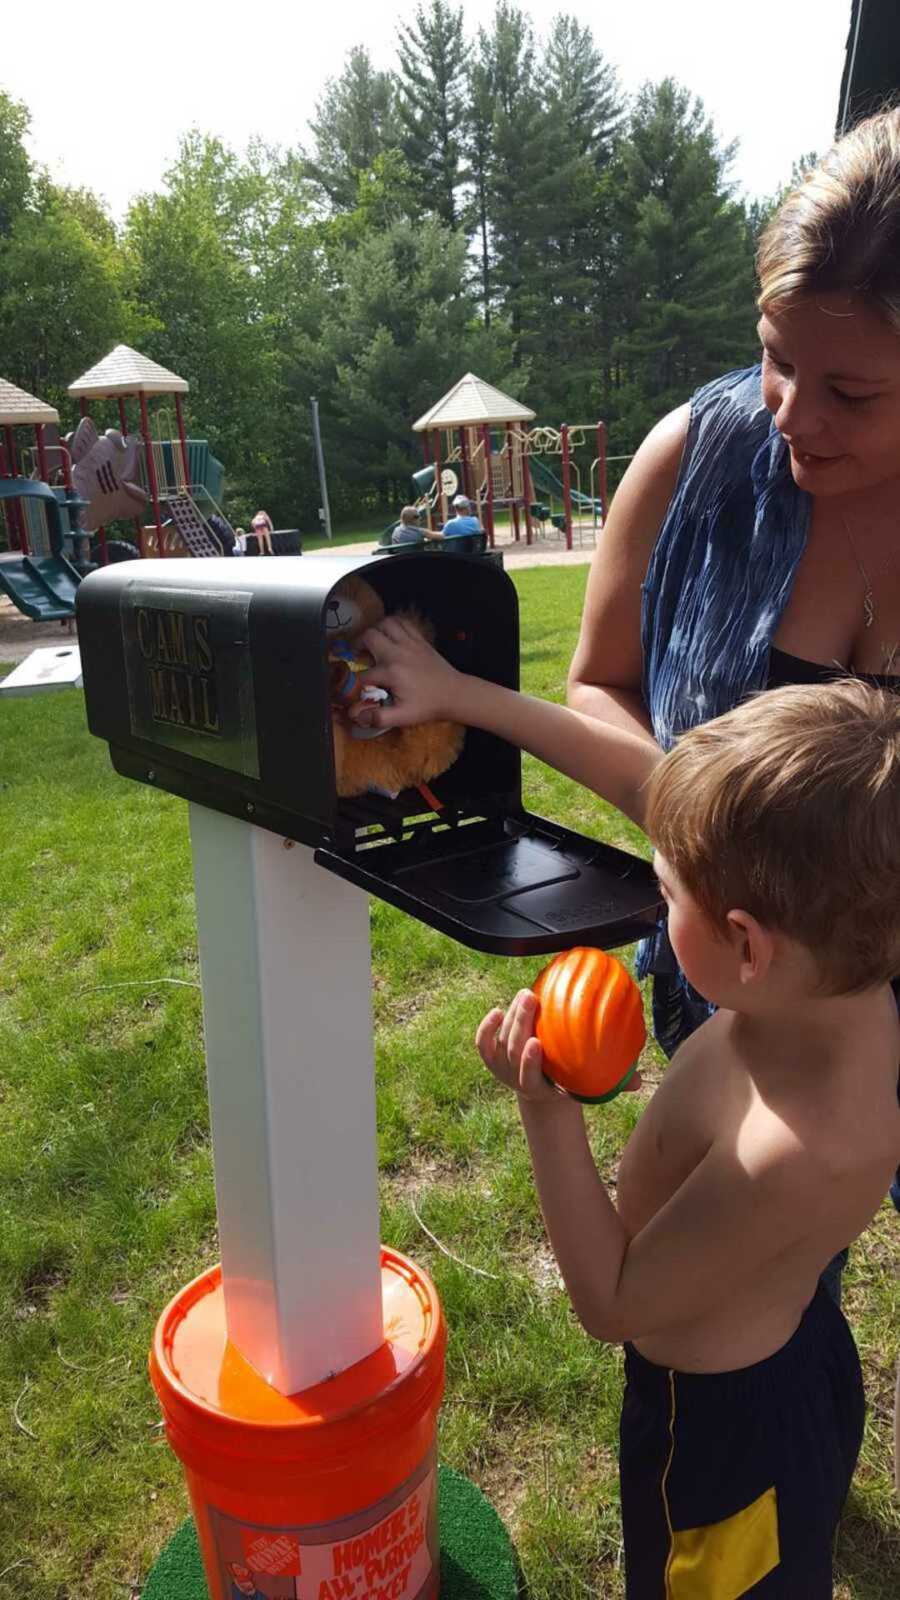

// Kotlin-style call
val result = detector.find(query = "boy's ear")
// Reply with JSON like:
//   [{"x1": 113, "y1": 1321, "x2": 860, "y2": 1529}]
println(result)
[{"x1": 725, "y1": 908, "x2": 774, "y2": 985}]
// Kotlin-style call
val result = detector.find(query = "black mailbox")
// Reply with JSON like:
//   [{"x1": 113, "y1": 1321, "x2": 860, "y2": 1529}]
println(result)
[{"x1": 76, "y1": 552, "x2": 661, "y2": 954}]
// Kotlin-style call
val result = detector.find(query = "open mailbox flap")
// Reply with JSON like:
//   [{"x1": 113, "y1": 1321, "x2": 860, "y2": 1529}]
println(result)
[{"x1": 316, "y1": 811, "x2": 662, "y2": 956}]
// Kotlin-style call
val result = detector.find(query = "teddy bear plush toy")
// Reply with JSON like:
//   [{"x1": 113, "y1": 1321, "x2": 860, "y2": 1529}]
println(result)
[{"x1": 326, "y1": 574, "x2": 465, "y2": 800}]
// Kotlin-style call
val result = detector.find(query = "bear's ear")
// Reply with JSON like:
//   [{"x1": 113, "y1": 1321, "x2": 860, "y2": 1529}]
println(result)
[{"x1": 347, "y1": 576, "x2": 385, "y2": 627}]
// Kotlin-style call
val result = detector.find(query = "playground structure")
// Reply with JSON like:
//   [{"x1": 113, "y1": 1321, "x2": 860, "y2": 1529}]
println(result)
[
  {"x1": 411, "y1": 373, "x2": 608, "y2": 552},
  {"x1": 66, "y1": 345, "x2": 230, "y2": 560},
  {"x1": 0, "y1": 379, "x2": 87, "y2": 622},
  {"x1": 0, "y1": 351, "x2": 237, "y2": 624}
]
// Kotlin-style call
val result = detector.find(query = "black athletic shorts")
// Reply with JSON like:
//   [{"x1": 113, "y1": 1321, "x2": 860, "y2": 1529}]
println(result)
[{"x1": 619, "y1": 1286, "x2": 864, "y2": 1598}]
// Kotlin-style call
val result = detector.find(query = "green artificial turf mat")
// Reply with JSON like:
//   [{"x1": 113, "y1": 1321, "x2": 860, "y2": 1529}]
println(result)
[{"x1": 142, "y1": 1463, "x2": 520, "y2": 1597}]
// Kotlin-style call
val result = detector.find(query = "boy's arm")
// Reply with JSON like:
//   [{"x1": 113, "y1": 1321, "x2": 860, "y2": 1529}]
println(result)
[
  {"x1": 360, "y1": 618, "x2": 661, "y2": 828},
  {"x1": 519, "y1": 1094, "x2": 817, "y2": 1344},
  {"x1": 479, "y1": 994, "x2": 819, "y2": 1345}
]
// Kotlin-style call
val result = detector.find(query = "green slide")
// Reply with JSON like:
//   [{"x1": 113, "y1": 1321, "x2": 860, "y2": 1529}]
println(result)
[
  {"x1": 0, "y1": 557, "x2": 75, "y2": 621},
  {"x1": 528, "y1": 454, "x2": 602, "y2": 512},
  {"x1": 0, "y1": 479, "x2": 80, "y2": 620}
]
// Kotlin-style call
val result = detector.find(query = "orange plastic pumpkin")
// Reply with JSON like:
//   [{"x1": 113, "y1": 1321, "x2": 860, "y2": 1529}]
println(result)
[{"x1": 533, "y1": 946, "x2": 645, "y2": 1103}]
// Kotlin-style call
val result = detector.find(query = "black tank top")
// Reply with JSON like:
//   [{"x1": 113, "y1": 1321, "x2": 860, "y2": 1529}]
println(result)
[{"x1": 767, "y1": 645, "x2": 900, "y2": 693}]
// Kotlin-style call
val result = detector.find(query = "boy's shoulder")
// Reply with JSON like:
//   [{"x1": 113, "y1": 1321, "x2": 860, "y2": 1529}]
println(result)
[{"x1": 696, "y1": 1004, "x2": 900, "y2": 1193}]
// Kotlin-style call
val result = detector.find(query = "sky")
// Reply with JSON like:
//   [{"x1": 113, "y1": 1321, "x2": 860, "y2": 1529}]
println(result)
[{"x1": 4, "y1": 0, "x2": 851, "y2": 219}]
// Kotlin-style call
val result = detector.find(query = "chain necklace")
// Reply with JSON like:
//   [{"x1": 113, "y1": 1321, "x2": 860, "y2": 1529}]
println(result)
[{"x1": 840, "y1": 515, "x2": 899, "y2": 672}]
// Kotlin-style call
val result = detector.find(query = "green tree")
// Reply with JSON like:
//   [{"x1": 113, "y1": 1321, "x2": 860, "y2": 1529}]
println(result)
[
  {"x1": 315, "y1": 214, "x2": 516, "y2": 506},
  {"x1": 124, "y1": 140, "x2": 276, "y2": 509},
  {"x1": 0, "y1": 89, "x2": 32, "y2": 239},
  {"x1": 606, "y1": 79, "x2": 759, "y2": 445},
  {"x1": 476, "y1": 2, "x2": 546, "y2": 349},
  {"x1": 464, "y1": 52, "x2": 495, "y2": 325},
  {"x1": 123, "y1": 133, "x2": 331, "y2": 527},
  {"x1": 543, "y1": 14, "x2": 623, "y2": 168},
  {"x1": 473, "y1": 1, "x2": 589, "y2": 396},
  {"x1": 0, "y1": 200, "x2": 125, "y2": 408},
  {"x1": 396, "y1": 0, "x2": 469, "y2": 227},
  {"x1": 304, "y1": 48, "x2": 399, "y2": 212},
  {"x1": 522, "y1": 16, "x2": 624, "y2": 417}
]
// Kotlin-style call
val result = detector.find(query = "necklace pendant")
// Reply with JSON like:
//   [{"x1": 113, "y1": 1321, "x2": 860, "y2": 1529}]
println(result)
[{"x1": 863, "y1": 589, "x2": 875, "y2": 628}]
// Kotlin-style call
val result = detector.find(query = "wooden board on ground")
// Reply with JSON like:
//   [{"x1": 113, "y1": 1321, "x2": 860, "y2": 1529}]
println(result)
[{"x1": 0, "y1": 644, "x2": 83, "y2": 696}]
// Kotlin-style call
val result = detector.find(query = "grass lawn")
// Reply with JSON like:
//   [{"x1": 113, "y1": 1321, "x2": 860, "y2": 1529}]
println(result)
[{"x1": 1, "y1": 566, "x2": 898, "y2": 1599}]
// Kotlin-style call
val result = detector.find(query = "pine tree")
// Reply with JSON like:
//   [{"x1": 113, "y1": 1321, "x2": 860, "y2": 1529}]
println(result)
[
  {"x1": 305, "y1": 47, "x2": 399, "y2": 212},
  {"x1": 477, "y1": 2, "x2": 554, "y2": 357},
  {"x1": 525, "y1": 15, "x2": 625, "y2": 416},
  {"x1": 607, "y1": 79, "x2": 759, "y2": 443},
  {"x1": 465, "y1": 50, "x2": 495, "y2": 326},
  {"x1": 543, "y1": 14, "x2": 623, "y2": 169},
  {"x1": 396, "y1": 0, "x2": 469, "y2": 227},
  {"x1": 314, "y1": 214, "x2": 514, "y2": 504}
]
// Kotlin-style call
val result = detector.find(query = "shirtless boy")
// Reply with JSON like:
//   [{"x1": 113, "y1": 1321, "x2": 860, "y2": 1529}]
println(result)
[{"x1": 356, "y1": 617, "x2": 900, "y2": 1597}]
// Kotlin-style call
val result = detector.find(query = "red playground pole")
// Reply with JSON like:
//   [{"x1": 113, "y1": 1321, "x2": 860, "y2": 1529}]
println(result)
[
  {"x1": 505, "y1": 425, "x2": 520, "y2": 540},
  {"x1": 35, "y1": 424, "x2": 50, "y2": 483},
  {"x1": 174, "y1": 393, "x2": 191, "y2": 491},
  {"x1": 139, "y1": 390, "x2": 165, "y2": 555},
  {"x1": 432, "y1": 429, "x2": 444, "y2": 528},
  {"x1": 481, "y1": 424, "x2": 495, "y2": 546},
  {"x1": 560, "y1": 423, "x2": 573, "y2": 551},
  {"x1": 3, "y1": 426, "x2": 26, "y2": 554},
  {"x1": 596, "y1": 420, "x2": 608, "y2": 525},
  {"x1": 79, "y1": 397, "x2": 88, "y2": 419},
  {"x1": 522, "y1": 429, "x2": 534, "y2": 546}
]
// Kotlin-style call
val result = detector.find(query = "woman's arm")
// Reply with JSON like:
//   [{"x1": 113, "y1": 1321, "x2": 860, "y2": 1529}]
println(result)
[{"x1": 567, "y1": 404, "x2": 690, "y2": 757}]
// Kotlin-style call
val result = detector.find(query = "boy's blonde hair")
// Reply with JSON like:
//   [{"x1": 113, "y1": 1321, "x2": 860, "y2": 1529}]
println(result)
[
  {"x1": 757, "y1": 107, "x2": 900, "y2": 332},
  {"x1": 645, "y1": 680, "x2": 900, "y2": 994}
]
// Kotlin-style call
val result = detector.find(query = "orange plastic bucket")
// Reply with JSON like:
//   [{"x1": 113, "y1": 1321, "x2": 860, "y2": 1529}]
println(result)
[{"x1": 150, "y1": 1247, "x2": 446, "y2": 1600}]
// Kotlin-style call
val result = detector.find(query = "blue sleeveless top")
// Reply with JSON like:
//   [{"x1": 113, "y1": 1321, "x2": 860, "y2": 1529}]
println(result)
[
  {"x1": 636, "y1": 365, "x2": 813, "y2": 1054},
  {"x1": 641, "y1": 364, "x2": 811, "y2": 750}
]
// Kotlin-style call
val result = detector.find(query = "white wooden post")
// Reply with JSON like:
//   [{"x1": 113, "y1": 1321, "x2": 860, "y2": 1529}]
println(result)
[{"x1": 189, "y1": 804, "x2": 384, "y2": 1395}]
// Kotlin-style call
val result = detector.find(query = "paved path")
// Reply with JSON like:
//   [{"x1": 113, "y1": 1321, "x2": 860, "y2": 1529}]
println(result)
[{"x1": 0, "y1": 534, "x2": 597, "y2": 668}]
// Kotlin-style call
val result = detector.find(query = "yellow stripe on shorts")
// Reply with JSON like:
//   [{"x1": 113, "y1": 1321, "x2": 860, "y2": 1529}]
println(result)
[{"x1": 661, "y1": 1372, "x2": 780, "y2": 1598}]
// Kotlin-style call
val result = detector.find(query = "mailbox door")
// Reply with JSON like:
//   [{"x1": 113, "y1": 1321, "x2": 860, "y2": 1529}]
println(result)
[{"x1": 315, "y1": 811, "x2": 662, "y2": 955}]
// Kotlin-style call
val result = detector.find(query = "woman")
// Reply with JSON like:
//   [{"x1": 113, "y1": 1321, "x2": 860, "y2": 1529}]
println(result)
[
  {"x1": 250, "y1": 509, "x2": 275, "y2": 556},
  {"x1": 568, "y1": 107, "x2": 900, "y2": 1059}
]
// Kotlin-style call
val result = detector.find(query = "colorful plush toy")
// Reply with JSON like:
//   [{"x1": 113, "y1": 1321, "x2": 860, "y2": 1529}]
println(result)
[
  {"x1": 325, "y1": 574, "x2": 465, "y2": 801},
  {"x1": 532, "y1": 946, "x2": 646, "y2": 1103}
]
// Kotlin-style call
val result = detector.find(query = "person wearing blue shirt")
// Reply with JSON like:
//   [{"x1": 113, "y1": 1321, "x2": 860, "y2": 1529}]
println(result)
[{"x1": 431, "y1": 496, "x2": 482, "y2": 541}]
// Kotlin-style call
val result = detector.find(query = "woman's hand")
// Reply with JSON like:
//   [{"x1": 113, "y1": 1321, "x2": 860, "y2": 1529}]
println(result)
[{"x1": 353, "y1": 616, "x2": 462, "y2": 729}]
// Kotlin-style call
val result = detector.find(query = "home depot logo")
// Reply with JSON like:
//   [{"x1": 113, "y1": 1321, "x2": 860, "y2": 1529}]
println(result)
[{"x1": 240, "y1": 1530, "x2": 303, "y2": 1575}]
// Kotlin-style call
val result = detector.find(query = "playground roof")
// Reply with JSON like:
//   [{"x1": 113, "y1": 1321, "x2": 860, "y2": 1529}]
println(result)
[
  {"x1": 68, "y1": 344, "x2": 189, "y2": 399},
  {"x1": 0, "y1": 378, "x2": 60, "y2": 427},
  {"x1": 413, "y1": 373, "x2": 535, "y2": 431}
]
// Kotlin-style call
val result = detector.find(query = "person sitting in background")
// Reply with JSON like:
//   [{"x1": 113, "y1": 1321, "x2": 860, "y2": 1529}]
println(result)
[
  {"x1": 430, "y1": 495, "x2": 483, "y2": 541},
  {"x1": 233, "y1": 526, "x2": 247, "y2": 556},
  {"x1": 250, "y1": 509, "x2": 275, "y2": 555},
  {"x1": 391, "y1": 505, "x2": 425, "y2": 545}
]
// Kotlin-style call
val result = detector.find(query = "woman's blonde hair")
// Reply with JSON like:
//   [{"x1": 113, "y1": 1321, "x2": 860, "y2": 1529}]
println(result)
[
  {"x1": 757, "y1": 108, "x2": 900, "y2": 333},
  {"x1": 645, "y1": 679, "x2": 900, "y2": 995}
]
